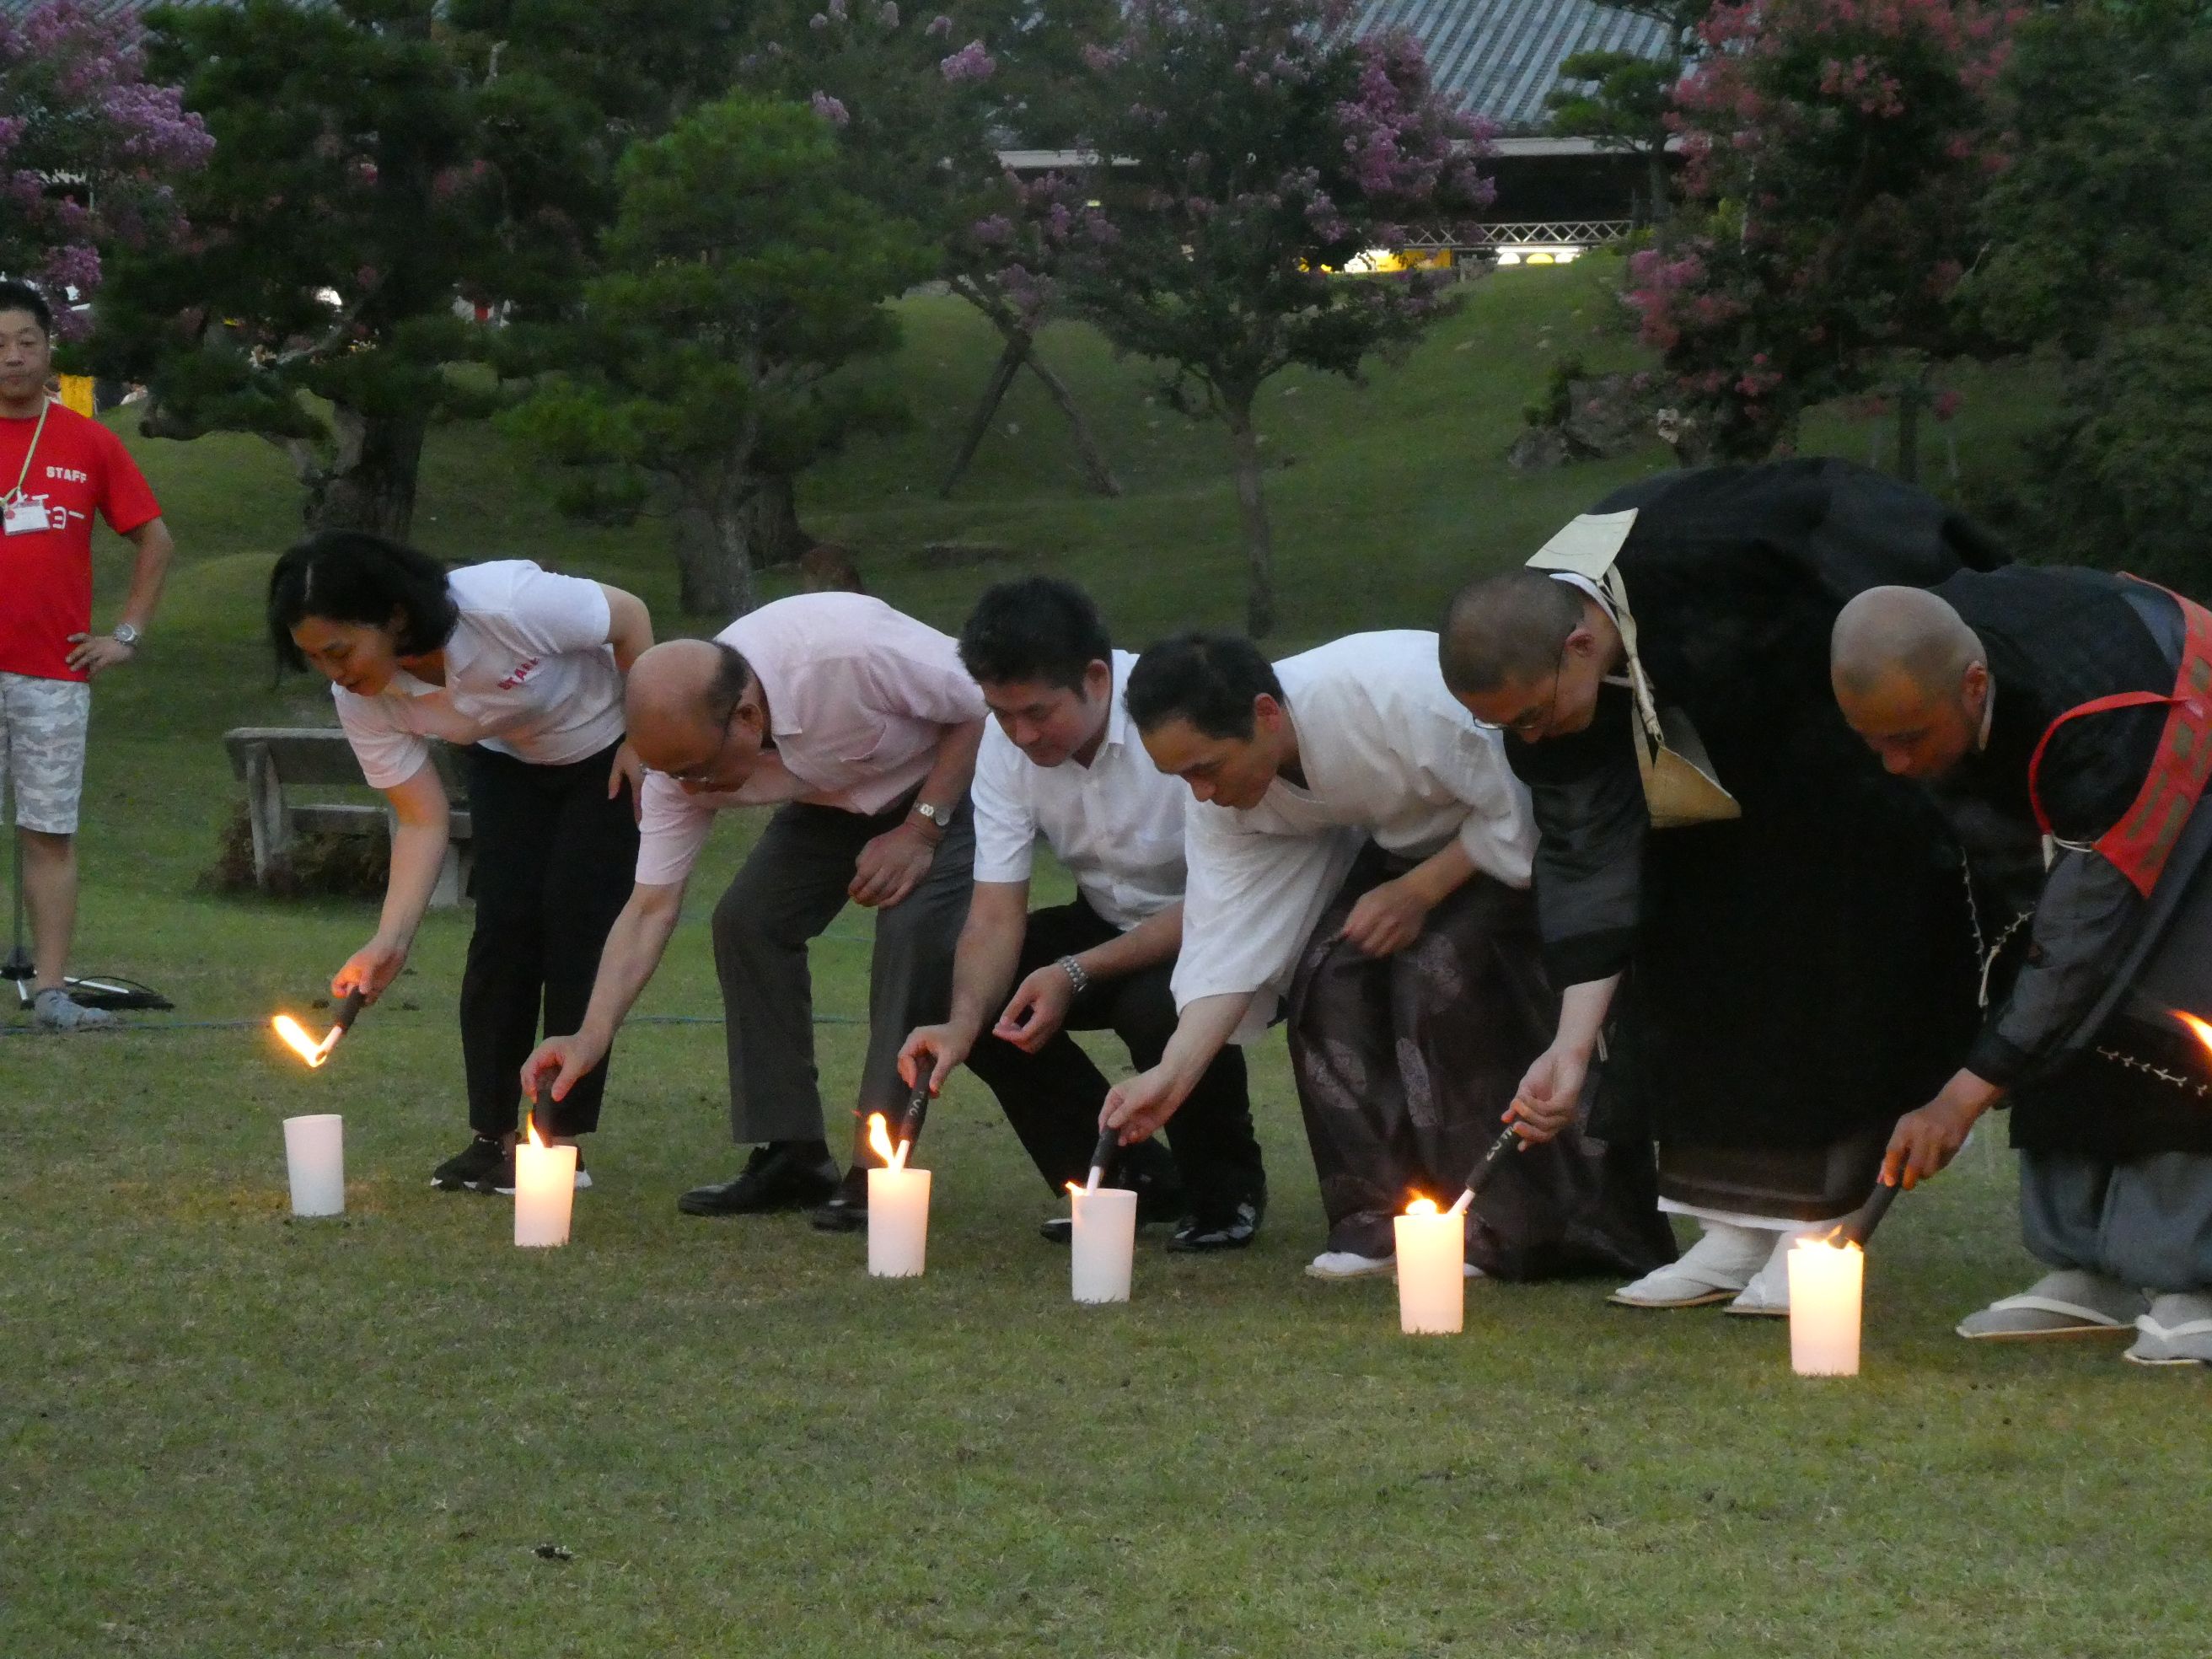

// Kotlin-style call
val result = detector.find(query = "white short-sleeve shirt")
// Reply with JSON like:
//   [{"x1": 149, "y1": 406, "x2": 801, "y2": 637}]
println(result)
[
  {"x1": 333, "y1": 560, "x2": 622, "y2": 790},
  {"x1": 1171, "y1": 630, "x2": 1536, "y2": 1039},
  {"x1": 634, "y1": 593, "x2": 986, "y2": 887},
  {"x1": 970, "y1": 650, "x2": 1186, "y2": 930}
]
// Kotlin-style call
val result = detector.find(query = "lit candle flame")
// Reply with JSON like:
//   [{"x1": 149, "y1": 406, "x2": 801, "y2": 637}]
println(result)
[
  {"x1": 1796, "y1": 1234, "x2": 1861, "y2": 1256},
  {"x1": 1066, "y1": 1179, "x2": 1084, "y2": 1197},
  {"x1": 271, "y1": 1013, "x2": 337, "y2": 1068},
  {"x1": 1404, "y1": 1194, "x2": 1439, "y2": 1216},
  {"x1": 2174, "y1": 1010, "x2": 2212, "y2": 1058},
  {"x1": 865, "y1": 1111, "x2": 909, "y2": 1170},
  {"x1": 524, "y1": 1111, "x2": 545, "y2": 1151}
]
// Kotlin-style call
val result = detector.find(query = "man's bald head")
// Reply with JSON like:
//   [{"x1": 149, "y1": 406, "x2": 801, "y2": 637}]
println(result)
[
  {"x1": 1830, "y1": 587, "x2": 1991, "y2": 782},
  {"x1": 1439, "y1": 568, "x2": 1617, "y2": 742},
  {"x1": 1439, "y1": 570, "x2": 1586, "y2": 697},
  {"x1": 626, "y1": 638, "x2": 763, "y2": 788}
]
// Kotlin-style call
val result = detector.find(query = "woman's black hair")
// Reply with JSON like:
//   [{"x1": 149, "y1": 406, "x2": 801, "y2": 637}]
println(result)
[{"x1": 266, "y1": 529, "x2": 459, "y2": 673}]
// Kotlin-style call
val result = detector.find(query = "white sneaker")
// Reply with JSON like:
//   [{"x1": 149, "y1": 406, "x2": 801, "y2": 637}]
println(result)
[
  {"x1": 33, "y1": 988, "x2": 117, "y2": 1032},
  {"x1": 1307, "y1": 1249, "x2": 1395, "y2": 1280},
  {"x1": 1609, "y1": 1220, "x2": 1772, "y2": 1307}
]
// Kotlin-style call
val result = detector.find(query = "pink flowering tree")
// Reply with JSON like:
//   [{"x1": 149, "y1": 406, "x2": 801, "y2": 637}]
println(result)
[
  {"x1": 743, "y1": 0, "x2": 1126, "y2": 499},
  {"x1": 0, "y1": 1, "x2": 212, "y2": 332},
  {"x1": 1624, "y1": 0, "x2": 2016, "y2": 469},
  {"x1": 89, "y1": 0, "x2": 593, "y2": 535},
  {"x1": 1042, "y1": 0, "x2": 1491, "y2": 635}
]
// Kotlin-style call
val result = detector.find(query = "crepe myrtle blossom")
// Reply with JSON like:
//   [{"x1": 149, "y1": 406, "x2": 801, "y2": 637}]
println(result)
[
  {"x1": 1, "y1": 0, "x2": 212, "y2": 326},
  {"x1": 939, "y1": 40, "x2": 994, "y2": 82}
]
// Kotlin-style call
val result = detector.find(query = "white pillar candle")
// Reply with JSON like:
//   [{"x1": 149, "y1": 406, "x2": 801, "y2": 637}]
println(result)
[
  {"x1": 1787, "y1": 1238, "x2": 1864, "y2": 1376},
  {"x1": 1071, "y1": 1188, "x2": 1137, "y2": 1304},
  {"x1": 282, "y1": 1114, "x2": 346, "y2": 1217},
  {"x1": 513, "y1": 1140, "x2": 578, "y2": 1248},
  {"x1": 867, "y1": 1167, "x2": 932, "y2": 1277},
  {"x1": 1393, "y1": 1201, "x2": 1464, "y2": 1334}
]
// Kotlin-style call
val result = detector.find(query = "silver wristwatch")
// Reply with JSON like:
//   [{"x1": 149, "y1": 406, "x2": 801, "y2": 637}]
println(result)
[
  {"x1": 111, "y1": 622, "x2": 142, "y2": 648},
  {"x1": 1057, "y1": 954, "x2": 1092, "y2": 997},
  {"x1": 911, "y1": 800, "x2": 951, "y2": 833}
]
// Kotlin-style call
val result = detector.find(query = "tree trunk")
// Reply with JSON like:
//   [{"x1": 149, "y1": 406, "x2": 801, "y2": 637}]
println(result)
[
  {"x1": 300, "y1": 405, "x2": 427, "y2": 538},
  {"x1": 1645, "y1": 146, "x2": 1672, "y2": 227},
  {"x1": 671, "y1": 494, "x2": 731, "y2": 616},
  {"x1": 1023, "y1": 350, "x2": 1123, "y2": 497},
  {"x1": 940, "y1": 332, "x2": 1027, "y2": 498},
  {"x1": 1894, "y1": 377, "x2": 1925, "y2": 486},
  {"x1": 1223, "y1": 395, "x2": 1276, "y2": 638},
  {"x1": 708, "y1": 482, "x2": 760, "y2": 620},
  {"x1": 742, "y1": 473, "x2": 810, "y2": 567}
]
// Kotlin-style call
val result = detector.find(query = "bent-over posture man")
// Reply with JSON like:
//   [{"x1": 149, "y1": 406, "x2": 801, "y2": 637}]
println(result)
[
  {"x1": 0, "y1": 280, "x2": 174, "y2": 1030},
  {"x1": 900, "y1": 577, "x2": 1268, "y2": 1249},
  {"x1": 523, "y1": 592, "x2": 984, "y2": 1228},
  {"x1": 1442, "y1": 460, "x2": 1990, "y2": 1313},
  {"x1": 1105, "y1": 631, "x2": 1673, "y2": 1281},
  {"x1": 1835, "y1": 573, "x2": 2212, "y2": 1366}
]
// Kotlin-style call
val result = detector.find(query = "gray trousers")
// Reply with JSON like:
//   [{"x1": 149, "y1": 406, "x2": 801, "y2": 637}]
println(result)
[
  {"x1": 2021, "y1": 1148, "x2": 2212, "y2": 1291},
  {"x1": 710, "y1": 795, "x2": 974, "y2": 1150}
]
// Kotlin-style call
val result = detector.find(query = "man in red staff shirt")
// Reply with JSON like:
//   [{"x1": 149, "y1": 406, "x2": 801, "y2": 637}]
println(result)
[{"x1": 0, "y1": 281, "x2": 175, "y2": 1030}]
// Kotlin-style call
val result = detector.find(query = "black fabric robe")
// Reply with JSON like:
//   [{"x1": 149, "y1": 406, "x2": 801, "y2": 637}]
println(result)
[
  {"x1": 1507, "y1": 459, "x2": 1995, "y2": 1210},
  {"x1": 1928, "y1": 565, "x2": 2212, "y2": 1160}
]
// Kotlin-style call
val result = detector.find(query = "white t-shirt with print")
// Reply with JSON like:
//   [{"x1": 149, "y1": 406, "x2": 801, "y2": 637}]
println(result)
[{"x1": 333, "y1": 560, "x2": 623, "y2": 789}]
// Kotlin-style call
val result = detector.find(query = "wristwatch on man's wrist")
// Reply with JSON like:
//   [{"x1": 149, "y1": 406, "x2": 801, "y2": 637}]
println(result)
[
  {"x1": 910, "y1": 799, "x2": 951, "y2": 839},
  {"x1": 110, "y1": 622, "x2": 142, "y2": 649}
]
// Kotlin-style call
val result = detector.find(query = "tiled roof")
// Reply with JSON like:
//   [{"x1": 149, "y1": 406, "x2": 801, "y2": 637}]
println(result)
[
  {"x1": 7, "y1": 0, "x2": 1673, "y2": 138},
  {"x1": 1356, "y1": 0, "x2": 1676, "y2": 133}
]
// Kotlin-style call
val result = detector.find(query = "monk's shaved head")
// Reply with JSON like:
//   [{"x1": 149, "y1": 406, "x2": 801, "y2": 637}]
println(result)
[
  {"x1": 1440, "y1": 570, "x2": 1586, "y2": 697},
  {"x1": 1831, "y1": 587, "x2": 1984, "y2": 701},
  {"x1": 626, "y1": 637, "x2": 760, "y2": 783},
  {"x1": 1831, "y1": 587, "x2": 1991, "y2": 782}
]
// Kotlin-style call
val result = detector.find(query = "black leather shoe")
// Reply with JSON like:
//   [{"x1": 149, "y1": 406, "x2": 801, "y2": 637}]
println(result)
[
  {"x1": 679, "y1": 1142, "x2": 837, "y2": 1216},
  {"x1": 808, "y1": 1164, "x2": 870, "y2": 1232}
]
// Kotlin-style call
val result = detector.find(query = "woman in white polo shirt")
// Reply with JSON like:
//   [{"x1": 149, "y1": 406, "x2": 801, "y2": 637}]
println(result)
[{"x1": 266, "y1": 529, "x2": 652, "y2": 1194}]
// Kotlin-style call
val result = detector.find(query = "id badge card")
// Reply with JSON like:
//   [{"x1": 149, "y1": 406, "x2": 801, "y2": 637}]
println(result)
[{"x1": 4, "y1": 496, "x2": 50, "y2": 536}]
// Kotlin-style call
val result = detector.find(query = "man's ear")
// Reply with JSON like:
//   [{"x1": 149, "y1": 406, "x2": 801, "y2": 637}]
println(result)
[
  {"x1": 1083, "y1": 658, "x2": 1113, "y2": 702},
  {"x1": 1252, "y1": 692, "x2": 1285, "y2": 733}
]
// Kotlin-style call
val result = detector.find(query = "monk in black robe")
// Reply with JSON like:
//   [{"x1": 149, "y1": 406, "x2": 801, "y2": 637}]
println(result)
[
  {"x1": 1833, "y1": 569, "x2": 2212, "y2": 1366},
  {"x1": 1441, "y1": 459, "x2": 1992, "y2": 1315}
]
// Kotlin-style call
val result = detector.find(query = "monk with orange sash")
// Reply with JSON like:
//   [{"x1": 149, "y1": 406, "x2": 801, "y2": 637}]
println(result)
[{"x1": 1833, "y1": 568, "x2": 2212, "y2": 1368}]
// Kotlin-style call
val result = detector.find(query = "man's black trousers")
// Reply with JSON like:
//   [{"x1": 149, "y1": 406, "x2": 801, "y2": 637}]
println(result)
[{"x1": 964, "y1": 897, "x2": 1265, "y2": 1215}]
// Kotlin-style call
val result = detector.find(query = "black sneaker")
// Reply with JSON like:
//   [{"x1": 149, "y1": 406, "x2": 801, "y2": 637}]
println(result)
[
  {"x1": 1168, "y1": 1193, "x2": 1265, "y2": 1254},
  {"x1": 678, "y1": 1141, "x2": 837, "y2": 1216},
  {"x1": 482, "y1": 1146, "x2": 591, "y2": 1196},
  {"x1": 1038, "y1": 1216, "x2": 1073, "y2": 1245},
  {"x1": 432, "y1": 1136, "x2": 505, "y2": 1192},
  {"x1": 809, "y1": 1163, "x2": 870, "y2": 1232}
]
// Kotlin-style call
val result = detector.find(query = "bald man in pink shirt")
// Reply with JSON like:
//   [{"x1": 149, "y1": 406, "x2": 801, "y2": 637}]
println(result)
[{"x1": 524, "y1": 593, "x2": 985, "y2": 1227}]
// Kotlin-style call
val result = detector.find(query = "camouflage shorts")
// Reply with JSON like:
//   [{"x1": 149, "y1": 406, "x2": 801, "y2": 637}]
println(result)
[{"x1": 0, "y1": 671, "x2": 91, "y2": 835}]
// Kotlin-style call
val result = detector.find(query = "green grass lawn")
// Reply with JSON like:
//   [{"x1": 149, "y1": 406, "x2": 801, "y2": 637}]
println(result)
[{"x1": 6, "y1": 261, "x2": 2204, "y2": 1658}]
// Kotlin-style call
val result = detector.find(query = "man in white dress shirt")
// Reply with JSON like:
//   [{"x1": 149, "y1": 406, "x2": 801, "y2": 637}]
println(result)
[
  {"x1": 899, "y1": 579, "x2": 1267, "y2": 1249},
  {"x1": 522, "y1": 592, "x2": 985, "y2": 1226},
  {"x1": 1104, "y1": 631, "x2": 1673, "y2": 1280}
]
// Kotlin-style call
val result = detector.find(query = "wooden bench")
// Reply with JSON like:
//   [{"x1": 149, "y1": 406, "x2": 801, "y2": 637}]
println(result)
[{"x1": 222, "y1": 727, "x2": 474, "y2": 907}]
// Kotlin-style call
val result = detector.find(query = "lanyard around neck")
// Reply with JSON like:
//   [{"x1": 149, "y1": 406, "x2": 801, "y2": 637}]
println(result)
[{"x1": 7, "y1": 396, "x2": 51, "y2": 503}]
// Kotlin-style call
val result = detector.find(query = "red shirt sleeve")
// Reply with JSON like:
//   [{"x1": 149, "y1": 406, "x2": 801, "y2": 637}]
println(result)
[{"x1": 93, "y1": 422, "x2": 161, "y2": 536}]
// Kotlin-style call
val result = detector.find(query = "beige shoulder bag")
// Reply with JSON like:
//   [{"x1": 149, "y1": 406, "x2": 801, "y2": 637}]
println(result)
[{"x1": 1527, "y1": 509, "x2": 1741, "y2": 830}]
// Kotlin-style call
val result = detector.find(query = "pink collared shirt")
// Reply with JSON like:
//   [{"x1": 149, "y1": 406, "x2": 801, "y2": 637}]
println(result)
[{"x1": 635, "y1": 593, "x2": 985, "y2": 886}]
